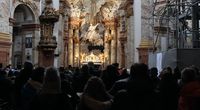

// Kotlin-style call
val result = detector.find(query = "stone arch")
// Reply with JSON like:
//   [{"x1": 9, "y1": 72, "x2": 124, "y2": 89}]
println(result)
[
  {"x1": 13, "y1": 4, "x2": 36, "y2": 23},
  {"x1": 12, "y1": 1, "x2": 40, "y2": 23},
  {"x1": 12, "y1": 4, "x2": 37, "y2": 68}
]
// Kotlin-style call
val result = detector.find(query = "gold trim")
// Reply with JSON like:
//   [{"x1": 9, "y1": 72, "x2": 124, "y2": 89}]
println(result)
[
  {"x1": 0, "y1": 32, "x2": 11, "y2": 41},
  {"x1": 139, "y1": 38, "x2": 153, "y2": 48}
]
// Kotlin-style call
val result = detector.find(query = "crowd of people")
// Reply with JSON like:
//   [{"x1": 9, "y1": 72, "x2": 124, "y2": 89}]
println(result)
[{"x1": 0, "y1": 61, "x2": 200, "y2": 110}]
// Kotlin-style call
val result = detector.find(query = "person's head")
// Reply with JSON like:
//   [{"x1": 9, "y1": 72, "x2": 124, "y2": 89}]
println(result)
[
  {"x1": 81, "y1": 65, "x2": 88, "y2": 74},
  {"x1": 0, "y1": 70, "x2": 7, "y2": 78},
  {"x1": 173, "y1": 66, "x2": 181, "y2": 79},
  {"x1": 130, "y1": 63, "x2": 149, "y2": 78},
  {"x1": 42, "y1": 67, "x2": 61, "y2": 94},
  {"x1": 104, "y1": 65, "x2": 118, "y2": 78},
  {"x1": 30, "y1": 67, "x2": 45, "y2": 83},
  {"x1": 181, "y1": 67, "x2": 196, "y2": 84},
  {"x1": 190, "y1": 65, "x2": 200, "y2": 76},
  {"x1": 150, "y1": 67, "x2": 158, "y2": 77},
  {"x1": 0, "y1": 63, "x2": 2, "y2": 69},
  {"x1": 24, "y1": 61, "x2": 33, "y2": 70},
  {"x1": 83, "y1": 76, "x2": 106, "y2": 98},
  {"x1": 106, "y1": 64, "x2": 117, "y2": 72},
  {"x1": 112, "y1": 63, "x2": 119, "y2": 68},
  {"x1": 166, "y1": 66, "x2": 172, "y2": 74},
  {"x1": 88, "y1": 61, "x2": 94, "y2": 68},
  {"x1": 59, "y1": 67, "x2": 65, "y2": 73},
  {"x1": 68, "y1": 65, "x2": 72, "y2": 70}
]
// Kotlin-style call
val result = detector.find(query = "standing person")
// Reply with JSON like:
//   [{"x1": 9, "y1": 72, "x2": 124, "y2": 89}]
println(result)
[
  {"x1": 178, "y1": 67, "x2": 200, "y2": 110},
  {"x1": 0, "y1": 70, "x2": 14, "y2": 109},
  {"x1": 101, "y1": 65, "x2": 119, "y2": 90},
  {"x1": 29, "y1": 67, "x2": 73, "y2": 110},
  {"x1": 111, "y1": 63, "x2": 157, "y2": 110},
  {"x1": 21, "y1": 67, "x2": 45, "y2": 110},
  {"x1": 0, "y1": 63, "x2": 3, "y2": 70},
  {"x1": 14, "y1": 61, "x2": 33, "y2": 110},
  {"x1": 158, "y1": 67, "x2": 180, "y2": 110},
  {"x1": 77, "y1": 76, "x2": 113, "y2": 110},
  {"x1": 60, "y1": 67, "x2": 80, "y2": 110},
  {"x1": 87, "y1": 61, "x2": 101, "y2": 77},
  {"x1": 72, "y1": 65, "x2": 92, "y2": 93},
  {"x1": 149, "y1": 67, "x2": 160, "y2": 91}
]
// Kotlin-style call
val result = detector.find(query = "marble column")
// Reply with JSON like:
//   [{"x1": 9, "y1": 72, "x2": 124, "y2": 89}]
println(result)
[
  {"x1": 73, "y1": 29, "x2": 80, "y2": 67},
  {"x1": 69, "y1": 18, "x2": 81, "y2": 67},
  {"x1": 104, "y1": 27, "x2": 110, "y2": 66},
  {"x1": 63, "y1": 18, "x2": 68, "y2": 68},
  {"x1": 119, "y1": 31, "x2": 127, "y2": 68},
  {"x1": 68, "y1": 17, "x2": 81, "y2": 67},
  {"x1": 68, "y1": 29, "x2": 74, "y2": 67},
  {"x1": 111, "y1": 25, "x2": 117, "y2": 64}
]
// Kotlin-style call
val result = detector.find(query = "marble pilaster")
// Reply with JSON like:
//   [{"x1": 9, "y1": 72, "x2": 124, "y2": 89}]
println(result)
[
  {"x1": 73, "y1": 29, "x2": 80, "y2": 67},
  {"x1": 68, "y1": 29, "x2": 74, "y2": 67},
  {"x1": 63, "y1": 18, "x2": 68, "y2": 68},
  {"x1": 119, "y1": 31, "x2": 127, "y2": 68},
  {"x1": 111, "y1": 26, "x2": 117, "y2": 64},
  {"x1": 104, "y1": 19, "x2": 118, "y2": 65},
  {"x1": 104, "y1": 27, "x2": 110, "y2": 66},
  {"x1": 68, "y1": 17, "x2": 81, "y2": 67}
]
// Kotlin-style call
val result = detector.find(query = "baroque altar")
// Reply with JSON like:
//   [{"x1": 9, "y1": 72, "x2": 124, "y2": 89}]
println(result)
[
  {"x1": 65, "y1": 0, "x2": 119, "y2": 67},
  {"x1": 67, "y1": 18, "x2": 115, "y2": 67}
]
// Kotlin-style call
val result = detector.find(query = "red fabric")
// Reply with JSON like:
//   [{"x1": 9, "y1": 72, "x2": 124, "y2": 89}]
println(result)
[{"x1": 178, "y1": 81, "x2": 200, "y2": 110}]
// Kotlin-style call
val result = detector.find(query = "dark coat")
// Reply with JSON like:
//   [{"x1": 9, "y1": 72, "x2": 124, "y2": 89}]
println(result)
[{"x1": 29, "y1": 93, "x2": 73, "y2": 110}]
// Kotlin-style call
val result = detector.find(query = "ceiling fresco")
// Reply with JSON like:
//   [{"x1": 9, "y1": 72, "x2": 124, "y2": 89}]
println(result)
[{"x1": 65, "y1": 0, "x2": 125, "y2": 20}]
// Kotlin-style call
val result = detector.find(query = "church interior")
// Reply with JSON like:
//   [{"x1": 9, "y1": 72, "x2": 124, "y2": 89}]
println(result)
[
  {"x1": 0, "y1": 0, "x2": 200, "y2": 70},
  {"x1": 0, "y1": 1, "x2": 200, "y2": 110}
]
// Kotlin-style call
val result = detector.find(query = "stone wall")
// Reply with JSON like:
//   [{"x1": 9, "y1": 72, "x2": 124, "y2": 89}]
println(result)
[
  {"x1": 0, "y1": 0, "x2": 10, "y2": 34},
  {"x1": 0, "y1": 32, "x2": 11, "y2": 67}
]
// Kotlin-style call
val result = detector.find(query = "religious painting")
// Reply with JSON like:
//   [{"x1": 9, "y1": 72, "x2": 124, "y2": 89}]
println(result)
[{"x1": 25, "y1": 37, "x2": 32, "y2": 48}]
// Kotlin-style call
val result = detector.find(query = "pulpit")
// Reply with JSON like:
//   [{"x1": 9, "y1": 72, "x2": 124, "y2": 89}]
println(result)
[{"x1": 38, "y1": 6, "x2": 59, "y2": 67}]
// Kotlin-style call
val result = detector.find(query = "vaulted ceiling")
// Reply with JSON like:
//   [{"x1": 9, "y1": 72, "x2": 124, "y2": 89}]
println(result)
[{"x1": 61, "y1": 0, "x2": 129, "y2": 20}]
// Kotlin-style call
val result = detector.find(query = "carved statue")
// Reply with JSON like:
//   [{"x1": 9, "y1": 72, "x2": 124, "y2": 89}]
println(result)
[
  {"x1": 42, "y1": 5, "x2": 58, "y2": 16},
  {"x1": 87, "y1": 24, "x2": 98, "y2": 39},
  {"x1": 81, "y1": 23, "x2": 104, "y2": 46},
  {"x1": 70, "y1": 3, "x2": 81, "y2": 17}
]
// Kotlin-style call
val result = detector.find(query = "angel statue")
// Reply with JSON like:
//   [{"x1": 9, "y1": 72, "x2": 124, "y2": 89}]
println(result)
[{"x1": 80, "y1": 23, "x2": 104, "y2": 46}]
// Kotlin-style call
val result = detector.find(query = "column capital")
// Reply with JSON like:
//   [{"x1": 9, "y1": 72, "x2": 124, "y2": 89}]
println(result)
[
  {"x1": 138, "y1": 38, "x2": 154, "y2": 49},
  {"x1": 103, "y1": 19, "x2": 118, "y2": 29},
  {"x1": 69, "y1": 17, "x2": 82, "y2": 29},
  {"x1": 137, "y1": 38, "x2": 154, "y2": 65},
  {"x1": 119, "y1": 0, "x2": 133, "y2": 17}
]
